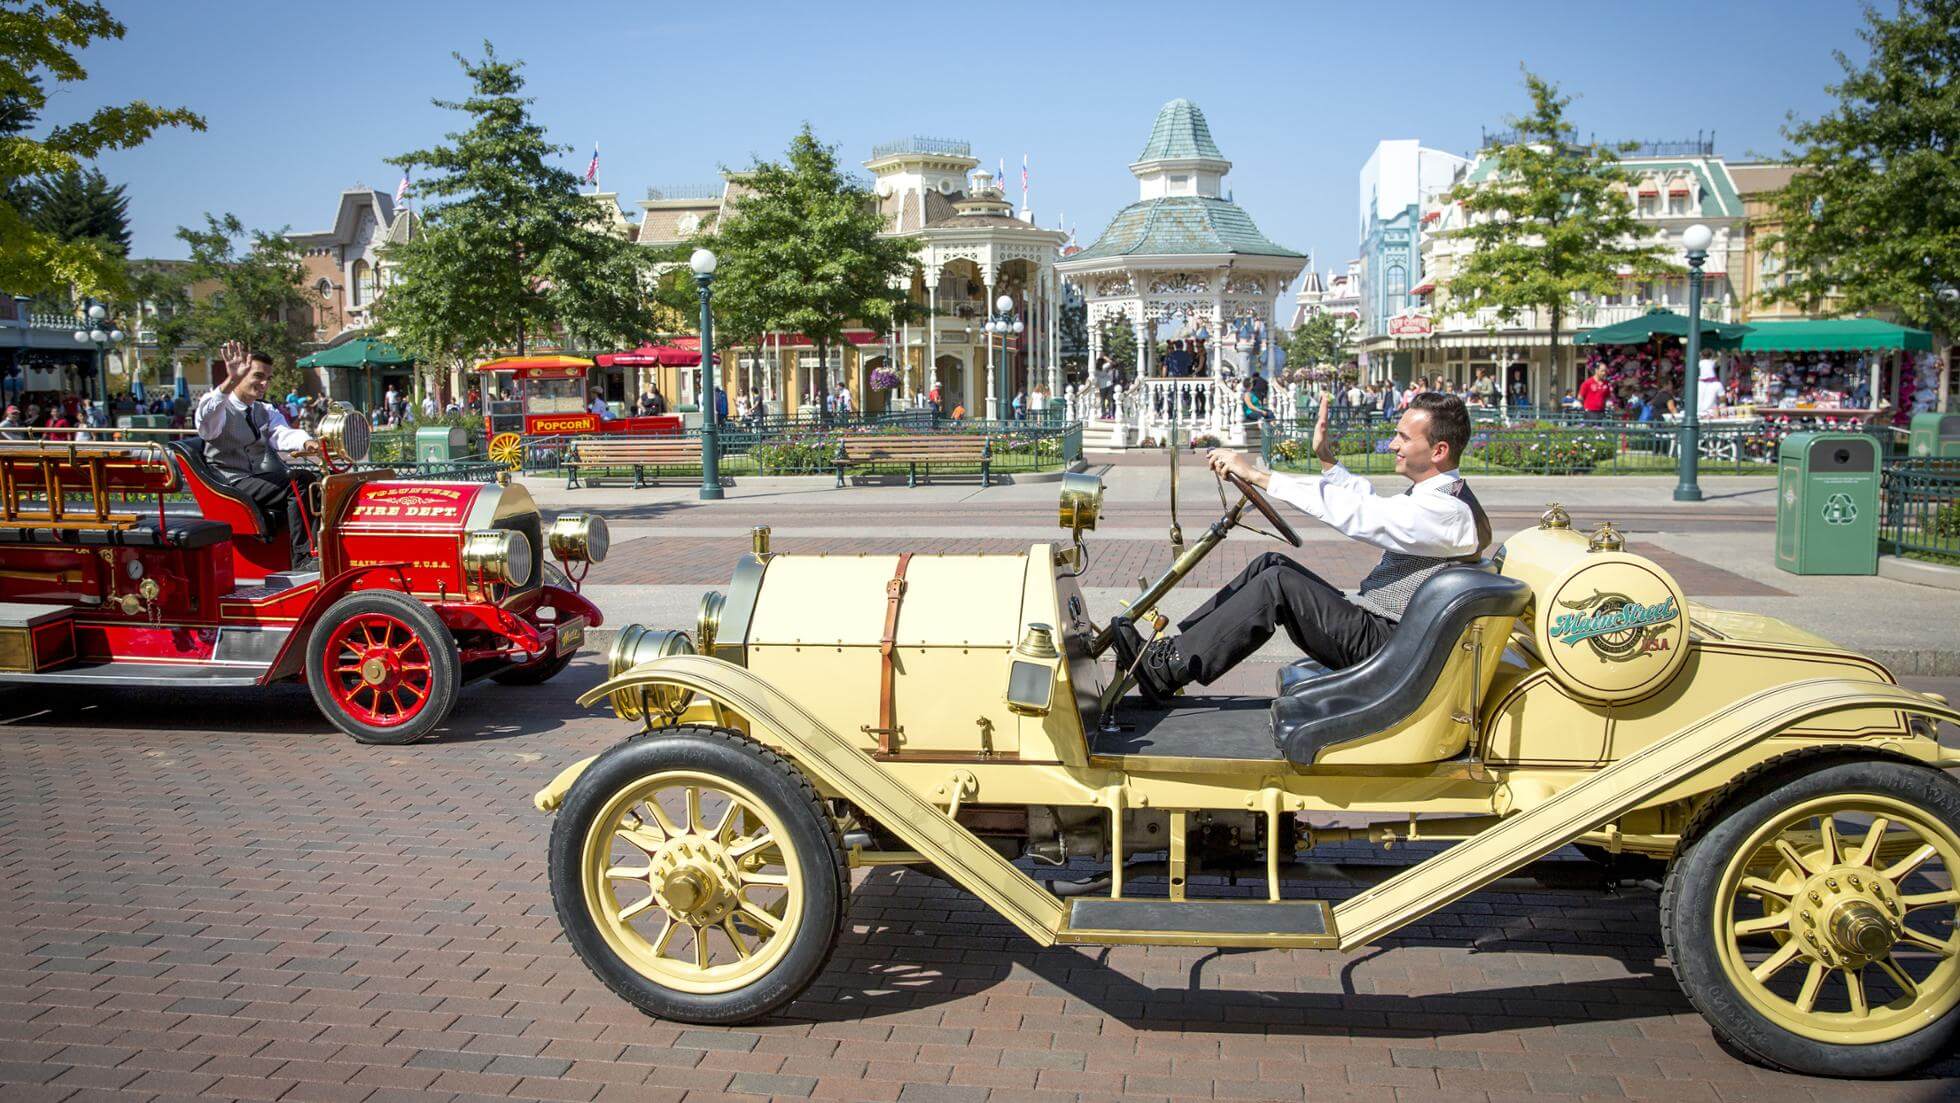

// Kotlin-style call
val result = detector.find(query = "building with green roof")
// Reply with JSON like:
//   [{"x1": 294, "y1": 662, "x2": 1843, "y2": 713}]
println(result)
[{"x1": 1057, "y1": 98, "x2": 1304, "y2": 411}]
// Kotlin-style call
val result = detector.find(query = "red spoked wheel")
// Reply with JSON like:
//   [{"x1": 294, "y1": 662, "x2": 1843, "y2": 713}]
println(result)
[{"x1": 306, "y1": 591, "x2": 460, "y2": 744}]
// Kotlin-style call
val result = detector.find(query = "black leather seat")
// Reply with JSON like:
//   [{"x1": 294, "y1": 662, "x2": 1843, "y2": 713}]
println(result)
[
  {"x1": 0, "y1": 517, "x2": 231, "y2": 549},
  {"x1": 1270, "y1": 566, "x2": 1532, "y2": 765}
]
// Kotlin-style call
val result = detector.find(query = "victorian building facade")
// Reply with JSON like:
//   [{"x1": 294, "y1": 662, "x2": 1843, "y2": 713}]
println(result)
[
  {"x1": 1394, "y1": 140, "x2": 1746, "y2": 404},
  {"x1": 631, "y1": 141, "x2": 1067, "y2": 420}
]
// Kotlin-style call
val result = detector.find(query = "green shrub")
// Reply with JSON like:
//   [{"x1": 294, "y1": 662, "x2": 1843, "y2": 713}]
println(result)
[
  {"x1": 1930, "y1": 501, "x2": 1960, "y2": 540},
  {"x1": 750, "y1": 435, "x2": 837, "y2": 473}
]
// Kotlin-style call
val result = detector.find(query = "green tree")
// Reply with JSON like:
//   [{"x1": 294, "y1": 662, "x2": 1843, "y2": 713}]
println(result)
[
  {"x1": 1765, "y1": 0, "x2": 1960, "y2": 335},
  {"x1": 160, "y1": 214, "x2": 313, "y2": 393},
  {"x1": 1286, "y1": 312, "x2": 1355, "y2": 370},
  {"x1": 1445, "y1": 71, "x2": 1675, "y2": 392},
  {"x1": 1097, "y1": 310, "x2": 1137, "y2": 372},
  {"x1": 376, "y1": 44, "x2": 655, "y2": 375},
  {"x1": 1057, "y1": 293, "x2": 1087, "y2": 372},
  {"x1": 23, "y1": 166, "x2": 129, "y2": 254},
  {"x1": 698, "y1": 125, "x2": 919, "y2": 419},
  {"x1": 0, "y1": 1, "x2": 203, "y2": 299}
]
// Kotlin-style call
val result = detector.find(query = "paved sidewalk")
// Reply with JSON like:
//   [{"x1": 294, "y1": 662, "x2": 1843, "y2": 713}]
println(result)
[{"x1": 1, "y1": 663, "x2": 1955, "y2": 1103}]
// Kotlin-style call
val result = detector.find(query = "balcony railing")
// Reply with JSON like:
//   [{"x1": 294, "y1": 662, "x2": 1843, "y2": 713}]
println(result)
[
  {"x1": 645, "y1": 184, "x2": 722, "y2": 201},
  {"x1": 871, "y1": 136, "x2": 972, "y2": 159}
]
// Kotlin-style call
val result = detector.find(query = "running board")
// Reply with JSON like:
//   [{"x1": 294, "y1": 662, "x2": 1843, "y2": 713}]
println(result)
[
  {"x1": 577, "y1": 654, "x2": 1069, "y2": 945},
  {"x1": 1331, "y1": 678, "x2": 1960, "y2": 951},
  {"x1": 1060, "y1": 897, "x2": 1337, "y2": 948},
  {"x1": 0, "y1": 660, "x2": 265, "y2": 688}
]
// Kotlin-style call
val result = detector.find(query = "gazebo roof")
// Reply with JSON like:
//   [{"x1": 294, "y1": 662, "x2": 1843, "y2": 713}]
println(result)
[
  {"x1": 1066, "y1": 196, "x2": 1303, "y2": 262},
  {"x1": 1136, "y1": 99, "x2": 1224, "y2": 163}
]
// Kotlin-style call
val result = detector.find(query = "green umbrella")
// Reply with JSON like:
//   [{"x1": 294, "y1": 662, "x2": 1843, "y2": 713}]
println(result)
[
  {"x1": 1573, "y1": 308, "x2": 1751, "y2": 350},
  {"x1": 296, "y1": 337, "x2": 413, "y2": 369}
]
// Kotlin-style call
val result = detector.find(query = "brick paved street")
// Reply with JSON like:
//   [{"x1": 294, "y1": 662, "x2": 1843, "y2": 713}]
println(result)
[{"x1": 2, "y1": 657, "x2": 1957, "y2": 1103}]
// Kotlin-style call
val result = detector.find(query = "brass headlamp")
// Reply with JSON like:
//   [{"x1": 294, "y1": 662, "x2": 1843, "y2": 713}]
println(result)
[
  {"x1": 547, "y1": 512, "x2": 610, "y2": 564},
  {"x1": 314, "y1": 402, "x2": 372, "y2": 463},
  {"x1": 606, "y1": 623, "x2": 697, "y2": 722},
  {"x1": 1058, "y1": 472, "x2": 1104, "y2": 534},
  {"x1": 462, "y1": 528, "x2": 533, "y2": 586}
]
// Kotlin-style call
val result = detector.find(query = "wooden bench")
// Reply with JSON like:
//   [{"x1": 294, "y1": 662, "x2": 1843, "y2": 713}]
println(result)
[
  {"x1": 564, "y1": 437, "x2": 702, "y2": 489},
  {"x1": 834, "y1": 434, "x2": 991, "y2": 488}
]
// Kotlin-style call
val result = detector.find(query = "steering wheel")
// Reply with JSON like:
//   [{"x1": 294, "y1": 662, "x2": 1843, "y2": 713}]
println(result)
[{"x1": 1223, "y1": 470, "x2": 1302, "y2": 547}]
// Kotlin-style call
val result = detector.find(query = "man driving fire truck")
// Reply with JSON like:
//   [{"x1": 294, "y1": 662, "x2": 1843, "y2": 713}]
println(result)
[
  {"x1": 1111, "y1": 391, "x2": 1490, "y2": 705},
  {"x1": 193, "y1": 340, "x2": 320, "y2": 567}
]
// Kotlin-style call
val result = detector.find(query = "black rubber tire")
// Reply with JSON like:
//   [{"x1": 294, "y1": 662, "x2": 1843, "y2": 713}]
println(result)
[
  {"x1": 304, "y1": 590, "x2": 461, "y2": 745},
  {"x1": 492, "y1": 650, "x2": 575, "y2": 686},
  {"x1": 547, "y1": 726, "x2": 848, "y2": 1025},
  {"x1": 1661, "y1": 756, "x2": 1960, "y2": 1078}
]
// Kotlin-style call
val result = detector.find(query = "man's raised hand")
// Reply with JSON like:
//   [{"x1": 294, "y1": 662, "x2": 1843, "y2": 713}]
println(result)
[{"x1": 1312, "y1": 393, "x2": 1338, "y2": 467}]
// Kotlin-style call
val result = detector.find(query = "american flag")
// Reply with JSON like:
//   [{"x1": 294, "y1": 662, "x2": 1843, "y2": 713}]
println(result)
[
  {"x1": 394, "y1": 173, "x2": 410, "y2": 203},
  {"x1": 997, "y1": 157, "x2": 1006, "y2": 188},
  {"x1": 1020, "y1": 154, "x2": 1029, "y2": 193},
  {"x1": 584, "y1": 144, "x2": 599, "y2": 185}
]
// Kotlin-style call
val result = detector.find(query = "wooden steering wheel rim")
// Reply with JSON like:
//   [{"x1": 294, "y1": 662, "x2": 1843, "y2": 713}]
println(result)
[{"x1": 1225, "y1": 470, "x2": 1302, "y2": 547}]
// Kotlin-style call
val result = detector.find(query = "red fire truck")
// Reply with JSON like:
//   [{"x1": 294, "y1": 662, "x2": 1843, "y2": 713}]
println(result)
[
  {"x1": 476, "y1": 355, "x2": 683, "y2": 469},
  {"x1": 0, "y1": 409, "x2": 611, "y2": 744}
]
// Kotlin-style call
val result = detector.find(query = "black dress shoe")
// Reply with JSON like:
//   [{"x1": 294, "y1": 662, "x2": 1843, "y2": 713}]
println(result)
[{"x1": 1108, "y1": 616, "x2": 1185, "y2": 707}]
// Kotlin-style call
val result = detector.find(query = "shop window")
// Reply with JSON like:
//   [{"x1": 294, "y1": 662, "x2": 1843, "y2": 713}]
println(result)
[{"x1": 350, "y1": 260, "x2": 371, "y2": 307}]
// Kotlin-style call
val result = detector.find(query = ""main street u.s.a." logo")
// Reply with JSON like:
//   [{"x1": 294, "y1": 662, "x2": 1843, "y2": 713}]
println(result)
[{"x1": 1549, "y1": 591, "x2": 1679, "y2": 662}]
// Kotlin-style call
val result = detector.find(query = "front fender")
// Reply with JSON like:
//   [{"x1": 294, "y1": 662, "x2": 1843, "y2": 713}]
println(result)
[{"x1": 546, "y1": 653, "x2": 1069, "y2": 945}]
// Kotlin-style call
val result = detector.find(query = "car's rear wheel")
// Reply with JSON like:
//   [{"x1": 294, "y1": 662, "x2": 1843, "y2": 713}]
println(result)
[
  {"x1": 307, "y1": 590, "x2": 460, "y2": 744},
  {"x1": 548, "y1": 726, "x2": 847, "y2": 1024},
  {"x1": 1663, "y1": 757, "x2": 1960, "y2": 1077}
]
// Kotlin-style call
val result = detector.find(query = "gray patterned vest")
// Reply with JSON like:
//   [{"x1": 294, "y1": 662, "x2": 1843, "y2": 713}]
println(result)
[
  {"x1": 202, "y1": 399, "x2": 273, "y2": 481},
  {"x1": 1352, "y1": 477, "x2": 1492, "y2": 622}
]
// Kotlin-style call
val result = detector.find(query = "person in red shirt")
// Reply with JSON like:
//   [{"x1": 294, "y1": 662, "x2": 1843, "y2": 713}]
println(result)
[{"x1": 1578, "y1": 363, "x2": 1612, "y2": 416}]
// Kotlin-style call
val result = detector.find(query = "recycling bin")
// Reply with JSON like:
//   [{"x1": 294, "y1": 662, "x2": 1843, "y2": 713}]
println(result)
[
  {"x1": 1907, "y1": 412, "x2": 1960, "y2": 459},
  {"x1": 416, "y1": 424, "x2": 469, "y2": 463},
  {"x1": 1775, "y1": 431, "x2": 1880, "y2": 575}
]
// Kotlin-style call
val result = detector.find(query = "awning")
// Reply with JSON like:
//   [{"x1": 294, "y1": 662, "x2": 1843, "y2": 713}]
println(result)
[
  {"x1": 1573, "y1": 308, "x2": 1751, "y2": 349},
  {"x1": 1637, "y1": 187, "x2": 1659, "y2": 196},
  {"x1": 1668, "y1": 186, "x2": 1691, "y2": 195},
  {"x1": 1410, "y1": 281, "x2": 1436, "y2": 296},
  {"x1": 297, "y1": 337, "x2": 413, "y2": 369},
  {"x1": 1735, "y1": 318, "x2": 1934, "y2": 353},
  {"x1": 596, "y1": 338, "x2": 713, "y2": 367}
]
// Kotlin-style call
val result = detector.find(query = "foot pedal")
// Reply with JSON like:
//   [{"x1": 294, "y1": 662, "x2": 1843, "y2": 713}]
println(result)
[{"x1": 1059, "y1": 897, "x2": 1338, "y2": 948}]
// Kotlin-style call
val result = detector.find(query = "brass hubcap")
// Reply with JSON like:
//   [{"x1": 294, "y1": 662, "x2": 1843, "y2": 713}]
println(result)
[
  {"x1": 360, "y1": 657, "x2": 389, "y2": 686},
  {"x1": 1828, "y1": 900, "x2": 1896, "y2": 962}
]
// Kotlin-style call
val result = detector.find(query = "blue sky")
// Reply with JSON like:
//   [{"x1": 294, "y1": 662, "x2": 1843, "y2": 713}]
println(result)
[{"x1": 60, "y1": 0, "x2": 1871, "y2": 282}]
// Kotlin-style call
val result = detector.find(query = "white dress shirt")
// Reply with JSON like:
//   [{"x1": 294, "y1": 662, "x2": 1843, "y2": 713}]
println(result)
[
  {"x1": 1264, "y1": 464, "x2": 1479, "y2": 558},
  {"x1": 193, "y1": 389, "x2": 313, "y2": 451}
]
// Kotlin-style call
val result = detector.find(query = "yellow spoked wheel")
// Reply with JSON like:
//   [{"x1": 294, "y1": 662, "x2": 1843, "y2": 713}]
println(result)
[
  {"x1": 1665, "y1": 758, "x2": 1960, "y2": 1077},
  {"x1": 548, "y1": 727, "x2": 847, "y2": 1024},
  {"x1": 582, "y1": 770, "x2": 800, "y2": 994},
  {"x1": 488, "y1": 432, "x2": 524, "y2": 470}
]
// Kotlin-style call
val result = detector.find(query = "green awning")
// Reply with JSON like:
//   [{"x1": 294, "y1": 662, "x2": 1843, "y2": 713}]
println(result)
[
  {"x1": 297, "y1": 337, "x2": 414, "y2": 369},
  {"x1": 1573, "y1": 308, "x2": 1751, "y2": 349},
  {"x1": 1735, "y1": 318, "x2": 1932, "y2": 352}
]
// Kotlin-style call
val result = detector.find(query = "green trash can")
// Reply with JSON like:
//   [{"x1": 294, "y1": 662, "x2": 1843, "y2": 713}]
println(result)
[
  {"x1": 1907, "y1": 412, "x2": 1960, "y2": 459},
  {"x1": 416, "y1": 425, "x2": 469, "y2": 463},
  {"x1": 1775, "y1": 431, "x2": 1880, "y2": 575},
  {"x1": 116, "y1": 414, "x2": 167, "y2": 430}
]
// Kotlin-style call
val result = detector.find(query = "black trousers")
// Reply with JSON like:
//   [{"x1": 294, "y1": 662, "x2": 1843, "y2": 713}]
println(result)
[
  {"x1": 1176, "y1": 552, "x2": 1394, "y2": 684},
  {"x1": 229, "y1": 470, "x2": 319, "y2": 563}
]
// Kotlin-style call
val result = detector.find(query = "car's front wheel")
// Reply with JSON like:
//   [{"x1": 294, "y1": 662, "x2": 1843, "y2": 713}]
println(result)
[
  {"x1": 306, "y1": 590, "x2": 460, "y2": 744},
  {"x1": 1663, "y1": 756, "x2": 1960, "y2": 1077},
  {"x1": 548, "y1": 726, "x2": 848, "y2": 1024}
]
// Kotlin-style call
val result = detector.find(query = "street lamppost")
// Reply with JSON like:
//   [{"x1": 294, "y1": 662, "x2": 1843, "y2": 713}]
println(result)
[
  {"x1": 691, "y1": 247, "x2": 723, "y2": 501},
  {"x1": 71, "y1": 300, "x2": 124, "y2": 409},
  {"x1": 1674, "y1": 222, "x2": 1713, "y2": 503},
  {"x1": 983, "y1": 293, "x2": 1021, "y2": 420}
]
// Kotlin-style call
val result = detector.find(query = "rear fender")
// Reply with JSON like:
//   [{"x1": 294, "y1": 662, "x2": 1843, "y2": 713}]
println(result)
[
  {"x1": 552, "y1": 653, "x2": 1068, "y2": 945},
  {"x1": 261, "y1": 562, "x2": 412, "y2": 683}
]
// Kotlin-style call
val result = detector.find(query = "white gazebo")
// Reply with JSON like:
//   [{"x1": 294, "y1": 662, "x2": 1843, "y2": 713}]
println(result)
[{"x1": 1056, "y1": 99, "x2": 1305, "y2": 446}]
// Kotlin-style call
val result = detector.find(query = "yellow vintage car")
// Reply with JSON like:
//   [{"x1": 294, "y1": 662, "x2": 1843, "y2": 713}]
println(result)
[{"x1": 534, "y1": 470, "x2": 1960, "y2": 1078}]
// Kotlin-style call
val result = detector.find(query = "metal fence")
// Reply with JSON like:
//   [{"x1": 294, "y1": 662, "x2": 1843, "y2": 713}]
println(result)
[
  {"x1": 1259, "y1": 417, "x2": 1783, "y2": 476},
  {"x1": 1881, "y1": 458, "x2": 1960, "y2": 562},
  {"x1": 526, "y1": 419, "x2": 1083, "y2": 480}
]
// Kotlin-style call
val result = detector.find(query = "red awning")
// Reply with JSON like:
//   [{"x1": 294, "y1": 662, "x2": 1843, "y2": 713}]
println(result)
[
  {"x1": 596, "y1": 338, "x2": 713, "y2": 367},
  {"x1": 1419, "y1": 210, "x2": 1440, "y2": 224},
  {"x1": 1668, "y1": 186, "x2": 1691, "y2": 195},
  {"x1": 1410, "y1": 281, "x2": 1436, "y2": 296},
  {"x1": 1637, "y1": 187, "x2": 1659, "y2": 196}
]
